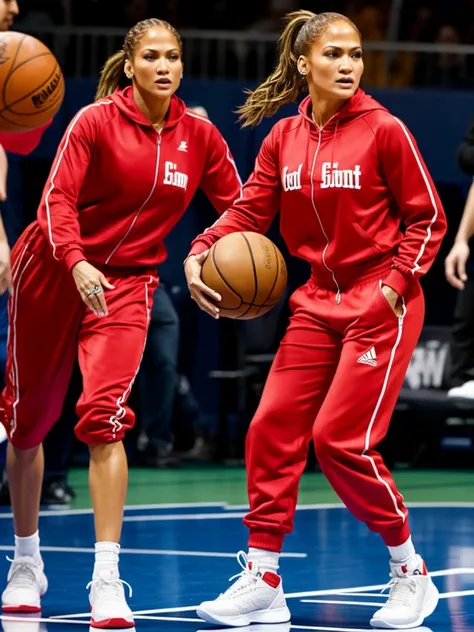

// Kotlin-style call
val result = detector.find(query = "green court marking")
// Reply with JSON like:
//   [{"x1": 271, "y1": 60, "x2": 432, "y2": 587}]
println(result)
[{"x1": 67, "y1": 467, "x2": 474, "y2": 509}]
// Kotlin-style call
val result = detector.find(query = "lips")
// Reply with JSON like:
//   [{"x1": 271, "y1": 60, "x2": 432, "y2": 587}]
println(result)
[
  {"x1": 155, "y1": 79, "x2": 171, "y2": 85},
  {"x1": 336, "y1": 78, "x2": 354, "y2": 85}
]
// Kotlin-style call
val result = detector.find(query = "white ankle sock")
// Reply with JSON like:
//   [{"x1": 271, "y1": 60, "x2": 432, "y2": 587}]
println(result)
[
  {"x1": 14, "y1": 531, "x2": 40, "y2": 561},
  {"x1": 93, "y1": 542, "x2": 120, "y2": 578},
  {"x1": 248, "y1": 547, "x2": 280, "y2": 573},
  {"x1": 388, "y1": 536, "x2": 416, "y2": 563}
]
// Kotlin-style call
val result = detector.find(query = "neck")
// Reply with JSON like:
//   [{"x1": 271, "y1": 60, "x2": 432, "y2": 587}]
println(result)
[
  {"x1": 133, "y1": 85, "x2": 171, "y2": 129},
  {"x1": 310, "y1": 90, "x2": 348, "y2": 128}
]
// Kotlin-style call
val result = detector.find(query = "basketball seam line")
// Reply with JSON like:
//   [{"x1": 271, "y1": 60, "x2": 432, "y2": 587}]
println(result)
[
  {"x1": 255, "y1": 241, "x2": 280, "y2": 317},
  {"x1": 211, "y1": 242, "x2": 244, "y2": 307},
  {"x1": 238, "y1": 232, "x2": 259, "y2": 318},
  {"x1": 1, "y1": 33, "x2": 27, "y2": 114},
  {"x1": 0, "y1": 60, "x2": 60, "y2": 117}
]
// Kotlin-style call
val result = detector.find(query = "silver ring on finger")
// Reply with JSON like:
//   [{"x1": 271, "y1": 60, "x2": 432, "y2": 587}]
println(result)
[{"x1": 86, "y1": 284, "x2": 102, "y2": 297}]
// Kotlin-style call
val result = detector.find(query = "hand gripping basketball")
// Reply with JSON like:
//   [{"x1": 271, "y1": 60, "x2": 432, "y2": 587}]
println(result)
[{"x1": 185, "y1": 251, "x2": 221, "y2": 319}]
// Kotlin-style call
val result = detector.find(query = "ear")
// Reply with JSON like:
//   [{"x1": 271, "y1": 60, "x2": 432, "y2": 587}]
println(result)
[
  {"x1": 124, "y1": 59, "x2": 133, "y2": 80},
  {"x1": 297, "y1": 55, "x2": 308, "y2": 77}
]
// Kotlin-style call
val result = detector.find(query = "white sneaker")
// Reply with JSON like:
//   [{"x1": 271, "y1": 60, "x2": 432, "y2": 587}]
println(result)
[
  {"x1": 447, "y1": 380, "x2": 474, "y2": 399},
  {"x1": 1, "y1": 556, "x2": 48, "y2": 613},
  {"x1": 196, "y1": 551, "x2": 291, "y2": 627},
  {"x1": 88, "y1": 569, "x2": 134, "y2": 629},
  {"x1": 370, "y1": 555, "x2": 439, "y2": 629}
]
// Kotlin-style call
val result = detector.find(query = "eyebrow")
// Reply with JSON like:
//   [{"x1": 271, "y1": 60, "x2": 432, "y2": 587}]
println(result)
[
  {"x1": 323, "y1": 45, "x2": 362, "y2": 51},
  {"x1": 141, "y1": 47, "x2": 180, "y2": 54}
]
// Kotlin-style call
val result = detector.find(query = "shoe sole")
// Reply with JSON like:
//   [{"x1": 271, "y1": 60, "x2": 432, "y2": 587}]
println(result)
[
  {"x1": 2, "y1": 605, "x2": 41, "y2": 613},
  {"x1": 196, "y1": 605, "x2": 291, "y2": 627},
  {"x1": 370, "y1": 579, "x2": 439, "y2": 629},
  {"x1": 90, "y1": 618, "x2": 135, "y2": 629}
]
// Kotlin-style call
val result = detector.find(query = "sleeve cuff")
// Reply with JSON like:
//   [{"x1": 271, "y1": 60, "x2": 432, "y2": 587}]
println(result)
[
  {"x1": 382, "y1": 268, "x2": 412, "y2": 297},
  {"x1": 188, "y1": 241, "x2": 210, "y2": 257},
  {"x1": 64, "y1": 248, "x2": 87, "y2": 272}
]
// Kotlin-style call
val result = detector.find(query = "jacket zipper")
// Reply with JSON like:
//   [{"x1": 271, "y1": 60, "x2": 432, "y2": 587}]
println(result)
[
  {"x1": 105, "y1": 130, "x2": 163, "y2": 265},
  {"x1": 309, "y1": 128, "x2": 341, "y2": 304}
]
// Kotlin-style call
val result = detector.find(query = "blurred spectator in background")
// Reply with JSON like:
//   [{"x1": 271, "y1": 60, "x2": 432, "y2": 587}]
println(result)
[
  {"x1": 415, "y1": 24, "x2": 467, "y2": 88},
  {"x1": 445, "y1": 120, "x2": 474, "y2": 400}
]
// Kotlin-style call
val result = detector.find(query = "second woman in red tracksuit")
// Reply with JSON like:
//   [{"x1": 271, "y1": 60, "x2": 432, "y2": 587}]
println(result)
[
  {"x1": 0, "y1": 17, "x2": 241, "y2": 629},
  {"x1": 185, "y1": 10, "x2": 447, "y2": 631}
]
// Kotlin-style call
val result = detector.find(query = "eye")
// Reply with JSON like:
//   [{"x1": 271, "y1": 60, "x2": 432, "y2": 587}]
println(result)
[
  {"x1": 325, "y1": 51, "x2": 338, "y2": 58},
  {"x1": 352, "y1": 51, "x2": 363, "y2": 58},
  {"x1": 144, "y1": 54, "x2": 155, "y2": 61},
  {"x1": 169, "y1": 54, "x2": 180, "y2": 61}
]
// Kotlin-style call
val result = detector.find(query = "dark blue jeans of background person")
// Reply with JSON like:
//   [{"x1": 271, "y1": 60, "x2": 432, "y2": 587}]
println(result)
[{"x1": 137, "y1": 282, "x2": 180, "y2": 460}]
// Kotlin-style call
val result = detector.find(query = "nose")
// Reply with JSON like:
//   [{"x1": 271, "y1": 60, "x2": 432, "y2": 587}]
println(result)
[
  {"x1": 11, "y1": 1, "x2": 19, "y2": 15},
  {"x1": 339, "y1": 57, "x2": 353, "y2": 73},
  {"x1": 156, "y1": 58, "x2": 169, "y2": 74}
]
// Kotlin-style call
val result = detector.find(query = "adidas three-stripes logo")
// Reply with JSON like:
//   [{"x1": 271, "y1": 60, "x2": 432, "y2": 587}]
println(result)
[{"x1": 357, "y1": 347, "x2": 377, "y2": 367}]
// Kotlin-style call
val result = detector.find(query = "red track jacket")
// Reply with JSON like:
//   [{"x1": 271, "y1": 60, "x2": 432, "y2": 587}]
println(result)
[
  {"x1": 36, "y1": 87, "x2": 242, "y2": 271},
  {"x1": 189, "y1": 89, "x2": 447, "y2": 297}
]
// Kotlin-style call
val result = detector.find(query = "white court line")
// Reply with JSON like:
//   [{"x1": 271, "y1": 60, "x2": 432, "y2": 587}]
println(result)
[
  {"x1": 301, "y1": 590, "x2": 474, "y2": 607},
  {"x1": 123, "y1": 511, "x2": 247, "y2": 522},
  {"x1": 440, "y1": 589, "x2": 474, "y2": 599},
  {"x1": 301, "y1": 599, "x2": 384, "y2": 607},
  {"x1": 0, "y1": 616, "x2": 88, "y2": 625},
  {"x1": 284, "y1": 567, "x2": 474, "y2": 599},
  {"x1": 0, "y1": 500, "x2": 472, "y2": 519},
  {"x1": 331, "y1": 592, "x2": 386, "y2": 598},
  {"x1": 0, "y1": 545, "x2": 306, "y2": 559},
  {"x1": 50, "y1": 605, "x2": 199, "y2": 619},
  {"x1": 0, "y1": 501, "x2": 229, "y2": 519},
  {"x1": 291, "y1": 627, "x2": 385, "y2": 631}
]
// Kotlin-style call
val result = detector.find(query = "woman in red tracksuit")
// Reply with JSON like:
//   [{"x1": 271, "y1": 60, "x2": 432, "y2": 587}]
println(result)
[
  {"x1": 0, "y1": 17, "x2": 242, "y2": 629},
  {"x1": 185, "y1": 10, "x2": 447, "y2": 631}
]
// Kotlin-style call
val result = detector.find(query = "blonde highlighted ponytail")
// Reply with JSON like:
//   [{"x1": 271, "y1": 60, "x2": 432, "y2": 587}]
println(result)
[
  {"x1": 237, "y1": 10, "x2": 315, "y2": 127},
  {"x1": 237, "y1": 10, "x2": 360, "y2": 127},
  {"x1": 95, "y1": 50, "x2": 127, "y2": 101}
]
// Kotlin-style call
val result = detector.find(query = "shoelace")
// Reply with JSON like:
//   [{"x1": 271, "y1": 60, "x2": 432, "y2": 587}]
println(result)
[
  {"x1": 86, "y1": 576, "x2": 133, "y2": 601},
  {"x1": 220, "y1": 551, "x2": 260, "y2": 599},
  {"x1": 5, "y1": 556, "x2": 41, "y2": 588},
  {"x1": 381, "y1": 576, "x2": 417, "y2": 608}
]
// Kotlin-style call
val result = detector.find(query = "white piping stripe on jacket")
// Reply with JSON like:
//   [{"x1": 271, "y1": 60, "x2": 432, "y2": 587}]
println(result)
[
  {"x1": 392, "y1": 117, "x2": 440, "y2": 275},
  {"x1": 10, "y1": 252, "x2": 35, "y2": 437},
  {"x1": 107, "y1": 276, "x2": 154, "y2": 438},
  {"x1": 44, "y1": 100, "x2": 114, "y2": 260},
  {"x1": 362, "y1": 300, "x2": 408, "y2": 522}
]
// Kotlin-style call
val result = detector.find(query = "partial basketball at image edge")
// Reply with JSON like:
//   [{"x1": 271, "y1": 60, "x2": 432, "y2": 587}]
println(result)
[
  {"x1": 0, "y1": 31, "x2": 65, "y2": 133},
  {"x1": 201, "y1": 231, "x2": 288, "y2": 319}
]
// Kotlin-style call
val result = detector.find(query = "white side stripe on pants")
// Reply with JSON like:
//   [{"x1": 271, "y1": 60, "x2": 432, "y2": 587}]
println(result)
[
  {"x1": 107, "y1": 276, "x2": 154, "y2": 439},
  {"x1": 362, "y1": 299, "x2": 408, "y2": 522}
]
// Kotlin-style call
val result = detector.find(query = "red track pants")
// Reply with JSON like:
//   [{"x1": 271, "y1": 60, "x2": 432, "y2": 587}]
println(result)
[
  {"x1": 1, "y1": 224, "x2": 157, "y2": 449},
  {"x1": 245, "y1": 263, "x2": 424, "y2": 549}
]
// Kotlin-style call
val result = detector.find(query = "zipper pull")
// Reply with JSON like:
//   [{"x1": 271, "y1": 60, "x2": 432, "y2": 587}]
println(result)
[{"x1": 336, "y1": 290, "x2": 341, "y2": 304}]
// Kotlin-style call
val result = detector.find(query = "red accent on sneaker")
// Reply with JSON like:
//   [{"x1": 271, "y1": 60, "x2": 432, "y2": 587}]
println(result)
[
  {"x1": 421, "y1": 560, "x2": 428, "y2": 575},
  {"x1": 401, "y1": 565, "x2": 408, "y2": 574},
  {"x1": 90, "y1": 617, "x2": 135, "y2": 629},
  {"x1": 262, "y1": 571, "x2": 281, "y2": 589},
  {"x1": 2, "y1": 604, "x2": 41, "y2": 613},
  {"x1": 248, "y1": 562, "x2": 252, "y2": 570}
]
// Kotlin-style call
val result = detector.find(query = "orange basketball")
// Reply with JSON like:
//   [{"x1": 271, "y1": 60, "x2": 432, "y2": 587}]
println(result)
[
  {"x1": 201, "y1": 232, "x2": 288, "y2": 319},
  {"x1": 0, "y1": 31, "x2": 64, "y2": 133}
]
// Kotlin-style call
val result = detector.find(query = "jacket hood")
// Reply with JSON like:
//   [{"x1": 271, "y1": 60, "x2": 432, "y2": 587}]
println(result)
[
  {"x1": 109, "y1": 86, "x2": 186, "y2": 129},
  {"x1": 298, "y1": 88, "x2": 388, "y2": 129}
]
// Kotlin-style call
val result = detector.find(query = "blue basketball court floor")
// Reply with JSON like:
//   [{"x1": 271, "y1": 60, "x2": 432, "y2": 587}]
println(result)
[{"x1": 0, "y1": 501, "x2": 472, "y2": 632}]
